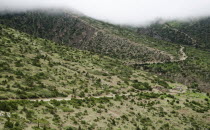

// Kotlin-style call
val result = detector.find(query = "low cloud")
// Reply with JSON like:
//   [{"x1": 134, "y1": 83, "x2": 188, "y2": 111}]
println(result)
[{"x1": 1, "y1": 0, "x2": 210, "y2": 26}]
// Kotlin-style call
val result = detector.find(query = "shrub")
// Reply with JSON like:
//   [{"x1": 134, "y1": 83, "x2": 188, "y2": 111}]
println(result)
[
  {"x1": 4, "y1": 120, "x2": 13, "y2": 128},
  {"x1": 132, "y1": 81, "x2": 152, "y2": 91}
]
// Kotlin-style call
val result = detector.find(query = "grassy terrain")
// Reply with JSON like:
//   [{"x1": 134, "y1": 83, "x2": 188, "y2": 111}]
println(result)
[
  {"x1": 0, "y1": 10, "x2": 210, "y2": 130},
  {"x1": 0, "y1": 22, "x2": 210, "y2": 130},
  {"x1": 0, "y1": 24, "x2": 178, "y2": 100},
  {"x1": 143, "y1": 48, "x2": 210, "y2": 92},
  {"x1": 80, "y1": 17, "x2": 210, "y2": 93},
  {"x1": 1, "y1": 11, "x2": 209, "y2": 93},
  {"x1": 137, "y1": 37, "x2": 210, "y2": 93},
  {"x1": 86, "y1": 17, "x2": 210, "y2": 92},
  {"x1": 0, "y1": 89, "x2": 210, "y2": 129}
]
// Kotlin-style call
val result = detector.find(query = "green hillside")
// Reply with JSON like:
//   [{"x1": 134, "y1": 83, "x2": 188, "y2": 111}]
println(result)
[
  {"x1": 136, "y1": 18, "x2": 210, "y2": 93},
  {"x1": 0, "y1": 10, "x2": 210, "y2": 130},
  {"x1": 82, "y1": 16, "x2": 210, "y2": 92},
  {"x1": 0, "y1": 23, "x2": 210, "y2": 130},
  {"x1": 0, "y1": 11, "x2": 174, "y2": 63},
  {"x1": 0, "y1": 24, "x2": 153, "y2": 99},
  {"x1": 137, "y1": 18, "x2": 210, "y2": 50}
]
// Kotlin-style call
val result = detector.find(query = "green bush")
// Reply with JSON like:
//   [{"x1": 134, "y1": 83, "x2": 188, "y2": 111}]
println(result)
[{"x1": 132, "y1": 80, "x2": 152, "y2": 91}]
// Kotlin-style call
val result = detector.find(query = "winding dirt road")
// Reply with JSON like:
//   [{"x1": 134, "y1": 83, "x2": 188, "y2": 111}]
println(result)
[
  {"x1": 0, "y1": 46, "x2": 188, "y2": 102},
  {"x1": 178, "y1": 46, "x2": 188, "y2": 61},
  {"x1": 0, "y1": 93, "x2": 133, "y2": 102},
  {"x1": 29, "y1": 93, "x2": 133, "y2": 102},
  {"x1": 126, "y1": 45, "x2": 188, "y2": 65}
]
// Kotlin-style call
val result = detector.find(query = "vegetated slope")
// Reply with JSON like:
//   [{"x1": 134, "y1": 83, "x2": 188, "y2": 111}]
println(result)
[
  {"x1": 137, "y1": 18, "x2": 210, "y2": 50},
  {"x1": 0, "y1": 20, "x2": 210, "y2": 130},
  {"x1": 81, "y1": 16, "x2": 181, "y2": 59},
  {"x1": 141, "y1": 47, "x2": 210, "y2": 93},
  {"x1": 135, "y1": 19, "x2": 210, "y2": 93},
  {"x1": 90, "y1": 17, "x2": 210, "y2": 93},
  {"x1": 0, "y1": 24, "x2": 178, "y2": 100},
  {"x1": 1, "y1": 90, "x2": 210, "y2": 129},
  {"x1": 1, "y1": 26, "x2": 210, "y2": 130},
  {"x1": 0, "y1": 10, "x2": 173, "y2": 63},
  {"x1": 1, "y1": 10, "x2": 209, "y2": 92}
]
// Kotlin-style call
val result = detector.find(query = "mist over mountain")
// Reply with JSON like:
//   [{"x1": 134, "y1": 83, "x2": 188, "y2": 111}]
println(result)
[
  {"x1": 1, "y1": 0, "x2": 210, "y2": 26},
  {"x1": 1, "y1": 1, "x2": 210, "y2": 129}
]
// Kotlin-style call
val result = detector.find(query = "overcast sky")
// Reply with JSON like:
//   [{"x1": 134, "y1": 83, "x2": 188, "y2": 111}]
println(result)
[{"x1": 1, "y1": 0, "x2": 210, "y2": 26}]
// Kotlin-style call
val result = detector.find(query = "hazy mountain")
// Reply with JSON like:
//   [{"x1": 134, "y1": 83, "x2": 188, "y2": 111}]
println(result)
[
  {"x1": 0, "y1": 10, "x2": 210, "y2": 130},
  {"x1": 0, "y1": 10, "x2": 173, "y2": 63},
  {"x1": 137, "y1": 18, "x2": 210, "y2": 50}
]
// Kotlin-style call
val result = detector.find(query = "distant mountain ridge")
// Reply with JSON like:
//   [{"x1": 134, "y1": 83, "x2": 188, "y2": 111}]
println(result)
[{"x1": 137, "y1": 18, "x2": 210, "y2": 50}]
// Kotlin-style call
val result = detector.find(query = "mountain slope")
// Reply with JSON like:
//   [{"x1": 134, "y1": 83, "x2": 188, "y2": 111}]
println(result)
[
  {"x1": 0, "y1": 10, "x2": 174, "y2": 63},
  {"x1": 134, "y1": 18, "x2": 210, "y2": 93},
  {"x1": 1, "y1": 24, "x2": 180, "y2": 100},
  {"x1": 0, "y1": 10, "x2": 210, "y2": 93},
  {"x1": 0, "y1": 10, "x2": 210, "y2": 130},
  {"x1": 137, "y1": 18, "x2": 210, "y2": 50},
  {"x1": 0, "y1": 25, "x2": 210, "y2": 130}
]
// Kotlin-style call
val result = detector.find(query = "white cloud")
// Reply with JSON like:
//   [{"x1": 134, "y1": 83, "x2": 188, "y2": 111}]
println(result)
[{"x1": 1, "y1": 0, "x2": 210, "y2": 26}]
